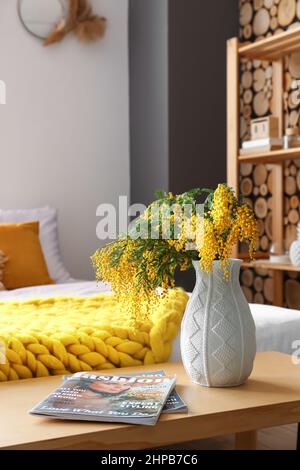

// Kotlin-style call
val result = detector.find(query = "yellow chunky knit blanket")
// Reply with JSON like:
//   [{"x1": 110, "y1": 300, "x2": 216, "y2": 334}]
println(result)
[{"x1": 0, "y1": 289, "x2": 188, "y2": 382}]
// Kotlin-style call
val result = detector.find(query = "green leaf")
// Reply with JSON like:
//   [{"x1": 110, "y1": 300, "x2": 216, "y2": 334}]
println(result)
[
  {"x1": 204, "y1": 192, "x2": 214, "y2": 211},
  {"x1": 154, "y1": 190, "x2": 168, "y2": 200}
]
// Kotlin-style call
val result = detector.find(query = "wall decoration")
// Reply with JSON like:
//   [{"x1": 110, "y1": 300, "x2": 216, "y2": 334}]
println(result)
[
  {"x1": 18, "y1": 0, "x2": 107, "y2": 46},
  {"x1": 18, "y1": 0, "x2": 65, "y2": 39}
]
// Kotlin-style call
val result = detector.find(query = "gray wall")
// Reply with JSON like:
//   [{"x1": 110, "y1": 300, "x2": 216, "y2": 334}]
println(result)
[
  {"x1": 169, "y1": 0, "x2": 239, "y2": 290},
  {"x1": 129, "y1": 0, "x2": 169, "y2": 205},
  {"x1": 169, "y1": 0, "x2": 239, "y2": 194},
  {"x1": 129, "y1": 1, "x2": 239, "y2": 289}
]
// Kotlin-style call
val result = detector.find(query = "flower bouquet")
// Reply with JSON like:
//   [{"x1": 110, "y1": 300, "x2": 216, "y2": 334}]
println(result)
[
  {"x1": 92, "y1": 184, "x2": 259, "y2": 386},
  {"x1": 92, "y1": 184, "x2": 258, "y2": 321}
]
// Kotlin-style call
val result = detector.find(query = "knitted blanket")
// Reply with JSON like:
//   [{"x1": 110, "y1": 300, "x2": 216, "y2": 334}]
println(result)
[{"x1": 0, "y1": 289, "x2": 188, "y2": 381}]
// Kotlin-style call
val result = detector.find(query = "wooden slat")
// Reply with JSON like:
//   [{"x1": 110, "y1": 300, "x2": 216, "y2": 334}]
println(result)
[
  {"x1": 272, "y1": 60, "x2": 283, "y2": 138},
  {"x1": 271, "y1": 63, "x2": 283, "y2": 243},
  {"x1": 227, "y1": 38, "x2": 239, "y2": 192},
  {"x1": 239, "y1": 28, "x2": 300, "y2": 60},
  {"x1": 272, "y1": 165, "x2": 284, "y2": 254},
  {"x1": 227, "y1": 38, "x2": 239, "y2": 258},
  {"x1": 273, "y1": 271, "x2": 284, "y2": 307},
  {"x1": 272, "y1": 164, "x2": 284, "y2": 305},
  {"x1": 239, "y1": 147, "x2": 300, "y2": 164},
  {"x1": 271, "y1": 59, "x2": 284, "y2": 310},
  {"x1": 242, "y1": 260, "x2": 300, "y2": 272}
]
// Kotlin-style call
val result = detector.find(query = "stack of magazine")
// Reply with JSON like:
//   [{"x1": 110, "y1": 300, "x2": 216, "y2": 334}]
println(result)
[{"x1": 30, "y1": 370, "x2": 187, "y2": 426}]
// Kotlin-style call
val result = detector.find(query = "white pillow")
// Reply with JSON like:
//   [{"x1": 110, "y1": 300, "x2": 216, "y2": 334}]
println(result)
[{"x1": 0, "y1": 206, "x2": 72, "y2": 283}]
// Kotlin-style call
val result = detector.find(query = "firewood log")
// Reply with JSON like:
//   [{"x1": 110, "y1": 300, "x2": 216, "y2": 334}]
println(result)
[
  {"x1": 254, "y1": 164, "x2": 268, "y2": 185},
  {"x1": 240, "y1": 2, "x2": 253, "y2": 26},
  {"x1": 241, "y1": 177, "x2": 253, "y2": 196},
  {"x1": 244, "y1": 89, "x2": 254, "y2": 104},
  {"x1": 255, "y1": 197, "x2": 268, "y2": 219},
  {"x1": 288, "y1": 208, "x2": 300, "y2": 224},
  {"x1": 260, "y1": 234, "x2": 270, "y2": 250},
  {"x1": 285, "y1": 175, "x2": 297, "y2": 195},
  {"x1": 264, "y1": 277, "x2": 274, "y2": 302},
  {"x1": 253, "y1": 68, "x2": 266, "y2": 92},
  {"x1": 254, "y1": 275, "x2": 264, "y2": 292},
  {"x1": 255, "y1": 267, "x2": 269, "y2": 276},
  {"x1": 254, "y1": 292, "x2": 265, "y2": 304},
  {"x1": 260, "y1": 183, "x2": 268, "y2": 196},
  {"x1": 290, "y1": 194, "x2": 299, "y2": 208},
  {"x1": 241, "y1": 269, "x2": 254, "y2": 287},
  {"x1": 289, "y1": 51, "x2": 300, "y2": 79},
  {"x1": 240, "y1": 163, "x2": 253, "y2": 176},
  {"x1": 278, "y1": 0, "x2": 297, "y2": 27},
  {"x1": 242, "y1": 285, "x2": 254, "y2": 303},
  {"x1": 253, "y1": 8, "x2": 271, "y2": 36},
  {"x1": 253, "y1": 91, "x2": 269, "y2": 115}
]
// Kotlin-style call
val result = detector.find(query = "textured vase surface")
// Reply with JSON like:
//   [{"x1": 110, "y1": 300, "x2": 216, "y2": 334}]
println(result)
[{"x1": 180, "y1": 259, "x2": 256, "y2": 387}]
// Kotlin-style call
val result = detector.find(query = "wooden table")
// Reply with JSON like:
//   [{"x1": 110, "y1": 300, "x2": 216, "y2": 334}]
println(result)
[{"x1": 1, "y1": 352, "x2": 300, "y2": 450}]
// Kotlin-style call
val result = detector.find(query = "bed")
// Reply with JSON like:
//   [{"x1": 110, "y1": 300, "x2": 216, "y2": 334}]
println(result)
[
  {"x1": 0, "y1": 206, "x2": 299, "y2": 378},
  {"x1": 1, "y1": 281, "x2": 299, "y2": 363}
]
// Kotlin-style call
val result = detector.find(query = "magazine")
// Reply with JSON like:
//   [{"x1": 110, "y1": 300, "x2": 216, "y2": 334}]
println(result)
[
  {"x1": 63, "y1": 370, "x2": 188, "y2": 414},
  {"x1": 120, "y1": 370, "x2": 187, "y2": 413},
  {"x1": 30, "y1": 372, "x2": 176, "y2": 426}
]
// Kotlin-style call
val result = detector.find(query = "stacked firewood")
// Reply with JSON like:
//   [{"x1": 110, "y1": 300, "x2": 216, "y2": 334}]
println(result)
[
  {"x1": 239, "y1": 0, "x2": 300, "y2": 306},
  {"x1": 241, "y1": 267, "x2": 274, "y2": 304},
  {"x1": 240, "y1": 58, "x2": 273, "y2": 141},
  {"x1": 240, "y1": 0, "x2": 300, "y2": 43},
  {"x1": 240, "y1": 163, "x2": 274, "y2": 253}
]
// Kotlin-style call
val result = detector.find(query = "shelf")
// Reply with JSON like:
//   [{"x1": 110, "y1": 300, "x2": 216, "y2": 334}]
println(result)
[
  {"x1": 239, "y1": 27, "x2": 300, "y2": 60},
  {"x1": 238, "y1": 147, "x2": 300, "y2": 164},
  {"x1": 242, "y1": 260, "x2": 300, "y2": 273}
]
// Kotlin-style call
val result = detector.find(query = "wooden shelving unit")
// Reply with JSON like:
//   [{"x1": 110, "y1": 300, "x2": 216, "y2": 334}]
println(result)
[{"x1": 227, "y1": 29, "x2": 300, "y2": 307}]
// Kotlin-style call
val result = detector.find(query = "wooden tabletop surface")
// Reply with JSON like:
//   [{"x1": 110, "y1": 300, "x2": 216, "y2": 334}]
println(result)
[{"x1": 1, "y1": 352, "x2": 300, "y2": 450}]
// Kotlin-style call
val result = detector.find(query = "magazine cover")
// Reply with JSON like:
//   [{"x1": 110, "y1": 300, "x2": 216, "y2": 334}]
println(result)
[
  {"x1": 64, "y1": 370, "x2": 188, "y2": 414},
  {"x1": 133, "y1": 371, "x2": 187, "y2": 414},
  {"x1": 30, "y1": 373, "x2": 176, "y2": 426}
]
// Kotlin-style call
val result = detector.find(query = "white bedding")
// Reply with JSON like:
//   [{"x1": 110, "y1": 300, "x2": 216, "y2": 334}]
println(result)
[
  {"x1": 171, "y1": 303, "x2": 300, "y2": 361},
  {"x1": 0, "y1": 283, "x2": 299, "y2": 362},
  {"x1": 251, "y1": 303, "x2": 300, "y2": 356},
  {"x1": 0, "y1": 281, "x2": 109, "y2": 300}
]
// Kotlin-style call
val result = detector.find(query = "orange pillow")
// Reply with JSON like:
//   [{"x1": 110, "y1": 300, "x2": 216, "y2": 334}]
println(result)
[{"x1": 0, "y1": 222, "x2": 53, "y2": 289}]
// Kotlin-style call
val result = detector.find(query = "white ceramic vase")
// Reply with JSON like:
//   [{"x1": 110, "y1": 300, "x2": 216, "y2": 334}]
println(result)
[{"x1": 180, "y1": 259, "x2": 256, "y2": 387}]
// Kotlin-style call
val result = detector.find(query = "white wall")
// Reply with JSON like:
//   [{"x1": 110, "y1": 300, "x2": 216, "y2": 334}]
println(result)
[{"x1": 0, "y1": 0, "x2": 130, "y2": 280}]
